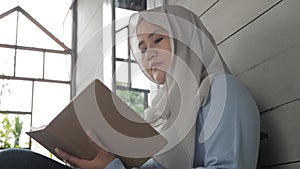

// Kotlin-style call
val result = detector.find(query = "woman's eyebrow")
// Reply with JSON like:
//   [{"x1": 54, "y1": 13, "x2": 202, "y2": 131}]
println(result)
[{"x1": 148, "y1": 29, "x2": 164, "y2": 39}]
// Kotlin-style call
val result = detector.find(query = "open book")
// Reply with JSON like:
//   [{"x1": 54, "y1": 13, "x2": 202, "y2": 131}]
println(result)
[{"x1": 27, "y1": 79, "x2": 167, "y2": 168}]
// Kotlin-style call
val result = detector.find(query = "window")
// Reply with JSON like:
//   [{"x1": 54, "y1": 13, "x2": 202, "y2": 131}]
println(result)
[
  {"x1": 116, "y1": 0, "x2": 147, "y2": 11},
  {"x1": 114, "y1": 1, "x2": 149, "y2": 116},
  {"x1": 104, "y1": 0, "x2": 164, "y2": 116},
  {"x1": 0, "y1": 2, "x2": 72, "y2": 158}
]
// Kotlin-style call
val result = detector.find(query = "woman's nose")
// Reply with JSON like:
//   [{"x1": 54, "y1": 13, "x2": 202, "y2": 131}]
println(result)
[{"x1": 146, "y1": 48, "x2": 157, "y2": 61}]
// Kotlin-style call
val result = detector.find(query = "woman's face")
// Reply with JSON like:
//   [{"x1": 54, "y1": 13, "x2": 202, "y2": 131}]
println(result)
[{"x1": 137, "y1": 20, "x2": 172, "y2": 84}]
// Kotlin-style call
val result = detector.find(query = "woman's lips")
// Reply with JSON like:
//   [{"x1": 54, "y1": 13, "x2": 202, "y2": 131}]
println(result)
[{"x1": 151, "y1": 62, "x2": 163, "y2": 69}]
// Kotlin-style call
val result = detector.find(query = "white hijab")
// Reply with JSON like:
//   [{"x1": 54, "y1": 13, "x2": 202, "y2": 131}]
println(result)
[{"x1": 129, "y1": 5, "x2": 230, "y2": 168}]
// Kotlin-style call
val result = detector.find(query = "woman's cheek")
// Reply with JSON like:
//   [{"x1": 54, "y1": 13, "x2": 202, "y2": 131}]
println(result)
[{"x1": 146, "y1": 68, "x2": 154, "y2": 79}]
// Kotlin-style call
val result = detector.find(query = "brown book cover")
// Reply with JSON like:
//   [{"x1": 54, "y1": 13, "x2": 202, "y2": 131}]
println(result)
[{"x1": 27, "y1": 79, "x2": 167, "y2": 168}]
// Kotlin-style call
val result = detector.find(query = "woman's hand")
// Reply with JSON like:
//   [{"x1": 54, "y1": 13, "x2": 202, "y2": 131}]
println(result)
[{"x1": 55, "y1": 131, "x2": 116, "y2": 169}]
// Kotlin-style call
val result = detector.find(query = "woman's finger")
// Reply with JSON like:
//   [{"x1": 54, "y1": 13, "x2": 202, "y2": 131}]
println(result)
[{"x1": 55, "y1": 148, "x2": 83, "y2": 168}]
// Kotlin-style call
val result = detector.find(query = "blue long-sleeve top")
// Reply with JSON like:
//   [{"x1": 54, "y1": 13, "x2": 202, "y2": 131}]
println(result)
[{"x1": 105, "y1": 74, "x2": 260, "y2": 169}]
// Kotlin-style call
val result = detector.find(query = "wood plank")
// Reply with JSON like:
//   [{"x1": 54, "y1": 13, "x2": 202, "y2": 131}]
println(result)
[
  {"x1": 76, "y1": 32, "x2": 103, "y2": 93},
  {"x1": 265, "y1": 162, "x2": 300, "y2": 169},
  {"x1": 237, "y1": 43, "x2": 300, "y2": 111},
  {"x1": 200, "y1": 0, "x2": 281, "y2": 44},
  {"x1": 77, "y1": 0, "x2": 102, "y2": 45},
  {"x1": 218, "y1": 0, "x2": 300, "y2": 76},
  {"x1": 76, "y1": 0, "x2": 104, "y2": 92},
  {"x1": 259, "y1": 101, "x2": 300, "y2": 167},
  {"x1": 77, "y1": 6, "x2": 103, "y2": 51},
  {"x1": 167, "y1": 0, "x2": 218, "y2": 16}
]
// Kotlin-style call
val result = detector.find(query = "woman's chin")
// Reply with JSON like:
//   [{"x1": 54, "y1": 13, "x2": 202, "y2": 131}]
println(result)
[{"x1": 153, "y1": 73, "x2": 166, "y2": 84}]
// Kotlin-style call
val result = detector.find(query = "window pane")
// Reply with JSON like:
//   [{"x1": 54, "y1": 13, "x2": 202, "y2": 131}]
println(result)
[
  {"x1": 32, "y1": 82, "x2": 70, "y2": 127},
  {"x1": 115, "y1": 8, "x2": 137, "y2": 31},
  {"x1": 116, "y1": 0, "x2": 147, "y2": 11},
  {"x1": 0, "y1": 79, "x2": 32, "y2": 112},
  {"x1": 103, "y1": 50, "x2": 113, "y2": 89},
  {"x1": 0, "y1": 11, "x2": 17, "y2": 45},
  {"x1": 116, "y1": 89, "x2": 145, "y2": 117},
  {"x1": 116, "y1": 29, "x2": 129, "y2": 59},
  {"x1": 116, "y1": 61, "x2": 128, "y2": 85},
  {"x1": 15, "y1": 50, "x2": 43, "y2": 78},
  {"x1": 130, "y1": 50, "x2": 136, "y2": 61},
  {"x1": 0, "y1": 113, "x2": 31, "y2": 148},
  {"x1": 17, "y1": 14, "x2": 62, "y2": 50},
  {"x1": 131, "y1": 63, "x2": 152, "y2": 90},
  {"x1": 0, "y1": 48, "x2": 15, "y2": 76},
  {"x1": 44, "y1": 53, "x2": 71, "y2": 81},
  {"x1": 63, "y1": 9, "x2": 72, "y2": 48}
]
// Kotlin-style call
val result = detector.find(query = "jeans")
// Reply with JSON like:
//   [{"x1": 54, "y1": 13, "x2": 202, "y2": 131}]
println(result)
[{"x1": 0, "y1": 148, "x2": 70, "y2": 169}]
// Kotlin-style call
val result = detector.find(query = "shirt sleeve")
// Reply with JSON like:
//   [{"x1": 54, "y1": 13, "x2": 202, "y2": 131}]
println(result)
[
  {"x1": 192, "y1": 74, "x2": 260, "y2": 169},
  {"x1": 105, "y1": 158, "x2": 165, "y2": 169},
  {"x1": 105, "y1": 158, "x2": 126, "y2": 169}
]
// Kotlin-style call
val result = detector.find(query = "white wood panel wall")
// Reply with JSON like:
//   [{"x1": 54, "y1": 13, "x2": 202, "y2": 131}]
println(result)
[
  {"x1": 167, "y1": 0, "x2": 300, "y2": 168},
  {"x1": 76, "y1": 0, "x2": 104, "y2": 93},
  {"x1": 76, "y1": 0, "x2": 300, "y2": 168},
  {"x1": 201, "y1": 0, "x2": 281, "y2": 44},
  {"x1": 167, "y1": 0, "x2": 218, "y2": 16},
  {"x1": 260, "y1": 101, "x2": 300, "y2": 167},
  {"x1": 267, "y1": 163, "x2": 300, "y2": 169}
]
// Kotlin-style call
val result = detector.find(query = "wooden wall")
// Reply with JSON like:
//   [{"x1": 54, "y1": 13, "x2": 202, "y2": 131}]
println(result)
[
  {"x1": 166, "y1": 0, "x2": 300, "y2": 168},
  {"x1": 76, "y1": 0, "x2": 104, "y2": 93},
  {"x1": 76, "y1": 0, "x2": 300, "y2": 167}
]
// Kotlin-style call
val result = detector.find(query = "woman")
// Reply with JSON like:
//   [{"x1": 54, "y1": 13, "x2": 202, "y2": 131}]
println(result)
[{"x1": 0, "y1": 5, "x2": 260, "y2": 169}]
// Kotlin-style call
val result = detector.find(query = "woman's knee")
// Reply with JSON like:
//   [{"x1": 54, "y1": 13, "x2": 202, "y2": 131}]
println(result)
[
  {"x1": 0, "y1": 148, "x2": 69, "y2": 169},
  {"x1": 0, "y1": 148, "x2": 32, "y2": 159}
]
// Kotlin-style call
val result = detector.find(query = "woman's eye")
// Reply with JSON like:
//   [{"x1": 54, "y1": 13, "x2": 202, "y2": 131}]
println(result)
[
  {"x1": 141, "y1": 47, "x2": 147, "y2": 54},
  {"x1": 154, "y1": 37, "x2": 163, "y2": 44}
]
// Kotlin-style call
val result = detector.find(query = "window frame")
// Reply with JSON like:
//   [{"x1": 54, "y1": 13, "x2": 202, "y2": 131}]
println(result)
[
  {"x1": 0, "y1": 6, "x2": 73, "y2": 149},
  {"x1": 112, "y1": 1, "x2": 150, "y2": 112}
]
